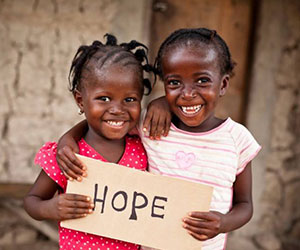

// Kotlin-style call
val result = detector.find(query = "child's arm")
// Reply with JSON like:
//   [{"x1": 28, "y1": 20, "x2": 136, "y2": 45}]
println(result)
[
  {"x1": 23, "y1": 170, "x2": 94, "y2": 221},
  {"x1": 143, "y1": 96, "x2": 171, "y2": 140},
  {"x1": 56, "y1": 120, "x2": 88, "y2": 181},
  {"x1": 182, "y1": 163, "x2": 253, "y2": 240}
]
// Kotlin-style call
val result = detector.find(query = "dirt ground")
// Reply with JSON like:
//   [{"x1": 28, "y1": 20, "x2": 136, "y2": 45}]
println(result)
[{"x1": 0, "y1": 199, "x2": 58, "y2": 250}]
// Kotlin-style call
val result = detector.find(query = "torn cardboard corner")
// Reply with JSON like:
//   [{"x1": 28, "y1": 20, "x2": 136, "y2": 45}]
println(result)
[{"x1": 61, "y1": 154, "x2": 213, "y2": 250}]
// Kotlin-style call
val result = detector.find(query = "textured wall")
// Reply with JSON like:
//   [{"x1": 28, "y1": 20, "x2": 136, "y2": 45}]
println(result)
[
  {"x1": 228, "y1": 0, "x2": 300, "y2": 249},
  {"x1": 1, "y1": 0, "x2": 299, "y2": 249},
  {"x1": 0, "y1": 0, "x2": 150, "y2": 183}
]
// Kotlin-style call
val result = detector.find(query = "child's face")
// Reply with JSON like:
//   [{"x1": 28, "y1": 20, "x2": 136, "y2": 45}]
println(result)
[
  {"x1": 75, "y1": 64, "x2": 143, "y2": 140},
  {"x1": 161, "y1": 45, "x2": 228, "y2": 131}
]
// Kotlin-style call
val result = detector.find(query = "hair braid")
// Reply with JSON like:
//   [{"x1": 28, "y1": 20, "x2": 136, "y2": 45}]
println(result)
[{"x1": 69, "y1": 34, "x2": 154, "y2": 94}]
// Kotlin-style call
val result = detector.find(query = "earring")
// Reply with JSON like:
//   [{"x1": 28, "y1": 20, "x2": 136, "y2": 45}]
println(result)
[{"x1": 78, "y1": 109, "x2": 84, "y2": 115}]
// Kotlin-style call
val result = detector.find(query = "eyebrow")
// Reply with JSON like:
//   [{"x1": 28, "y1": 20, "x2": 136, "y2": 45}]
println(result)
[
  {"x1": 193, "y1": 71, "x2": 212, "y2": 77},
  {"x1": 164, "y1": 74, "x2": 181, "y2": 80}
]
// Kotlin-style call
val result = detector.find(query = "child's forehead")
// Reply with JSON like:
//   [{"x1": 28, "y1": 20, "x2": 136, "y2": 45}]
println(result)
[
  {"x1": 81, "y1": 63, "x2": 143, "y2": 90},
  {"x1": 163, "y1": 44, "x2": 217, "y2": 63},
  {"x1": 165, "y1": 40, "x2": 213, "y2": 55}
]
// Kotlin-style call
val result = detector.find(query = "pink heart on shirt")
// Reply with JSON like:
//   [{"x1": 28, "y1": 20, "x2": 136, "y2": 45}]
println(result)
[{"x1": 175, "y1": 151, "x2": 196, "y2": 169}]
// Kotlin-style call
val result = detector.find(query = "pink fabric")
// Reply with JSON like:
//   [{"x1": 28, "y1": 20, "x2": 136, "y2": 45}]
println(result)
[
  {"x1": 35, "y1": 136, "x2": 147, "y2": 250},
  {"x1": 138, "y1": 113, "x2": 261, "y2": 250}
]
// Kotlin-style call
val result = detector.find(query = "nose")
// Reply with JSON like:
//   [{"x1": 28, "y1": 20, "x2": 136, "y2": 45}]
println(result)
[
  {"x1": 108, "y1": 103, "x2": 125, "y2": 115},
  {"x1": 182, "y1": 85, "x2": 196, "y2": 100}
]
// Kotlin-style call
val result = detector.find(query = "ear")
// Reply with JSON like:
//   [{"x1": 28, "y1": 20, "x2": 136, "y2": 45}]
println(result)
[
  {"x1": 219, "y1": 74, "x2": 229, "y2": 97},
  {"x1": 73, "y1": 90, "x2": 84, "y2": 111}
]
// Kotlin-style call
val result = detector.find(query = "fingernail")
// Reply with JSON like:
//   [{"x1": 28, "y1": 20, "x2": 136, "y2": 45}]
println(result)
[
  {"x1": 143, "y1": 128, "x2": 147, "y2": 132},
  {"x1": 86, "y1": 197, "x2": 90, "y2": 201},
  {"x1": 69, "y1": 178, "x2": 73, "y2": 181},
  {"x1": 88, "y1": 209, "x2": 93, "y2": 213},
  {"x1": 82, "y1": 166, "x2": 87, "y2": 170},
  {"x1": 90, "y1": 204, "x2": 94, "y2": 208},
  {"x1": 84, "y1": 214, "x2": 87, "y2": 217},
  {"x1": 77, "y1": 177, "x2": 82, "y2": 182},
  {"x1": 82, "y1": 172, "x2": 87, "y2": 177}
]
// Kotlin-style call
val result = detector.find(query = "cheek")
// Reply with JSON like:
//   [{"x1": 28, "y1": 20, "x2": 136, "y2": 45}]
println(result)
[
  {"x1": 129, "y1": 104, "x2": 141, "y2": 120},
  {"x1": 165, "y1": 88, "x2": 178, "y2": 103}
]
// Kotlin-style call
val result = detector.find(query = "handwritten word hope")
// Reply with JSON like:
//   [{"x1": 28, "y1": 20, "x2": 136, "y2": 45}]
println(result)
[{"x1": 93, "y1": 184, "x2": 168, "y2": 220}]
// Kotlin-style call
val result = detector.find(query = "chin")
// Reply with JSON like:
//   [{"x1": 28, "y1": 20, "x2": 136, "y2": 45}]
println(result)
[{"x1": 177, "y1": 115, "x2": 203, "y2": 128}]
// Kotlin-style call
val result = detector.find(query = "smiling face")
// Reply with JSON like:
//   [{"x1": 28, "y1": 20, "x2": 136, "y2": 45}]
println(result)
[
  {"x1": 161, "y1": 44, "x2": 229, "y2": 132},
  {"x1": 75, "y1": 63, "x2": 143, "y2": 141}
]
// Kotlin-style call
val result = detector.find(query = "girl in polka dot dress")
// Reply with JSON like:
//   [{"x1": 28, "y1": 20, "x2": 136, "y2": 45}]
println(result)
[{"x1": 23, "y1": 34, "x2": 167, "y2": 250}]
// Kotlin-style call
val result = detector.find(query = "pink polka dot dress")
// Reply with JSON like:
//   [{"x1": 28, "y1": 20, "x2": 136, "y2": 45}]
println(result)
[{"x1": 35, "y1": 135, "x2": 148, "y2": 250}]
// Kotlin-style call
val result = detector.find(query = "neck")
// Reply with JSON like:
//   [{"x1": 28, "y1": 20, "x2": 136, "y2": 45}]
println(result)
[{"x1": 84, "y1": 128, "x2": 125, "y2": 163}]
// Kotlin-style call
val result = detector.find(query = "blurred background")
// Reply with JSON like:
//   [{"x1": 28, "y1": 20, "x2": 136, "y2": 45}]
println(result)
[{"x1": 0, "y1": 0, "x2": 299, "y2": 249}]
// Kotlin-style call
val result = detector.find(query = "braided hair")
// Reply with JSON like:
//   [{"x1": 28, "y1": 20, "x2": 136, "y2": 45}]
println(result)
[
  {"x1": 69, "y1": 34, "x2": 154, "y2": 94},
  {"x1": 154, "y1": 28, "x2": 235, "y2": 79}
]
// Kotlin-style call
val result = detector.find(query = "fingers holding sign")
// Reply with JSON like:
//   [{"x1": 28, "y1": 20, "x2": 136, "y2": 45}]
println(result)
[
  {"x1": 182, "y1": 211, "x2": 225, "y2": 241},
  {"x1": 49, "y1": 193, "x2": 94, "y2": 221}
]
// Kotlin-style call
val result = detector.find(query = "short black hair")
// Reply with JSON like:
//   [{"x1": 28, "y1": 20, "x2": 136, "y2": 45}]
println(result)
[
  {"x1": 69, "y1": 34, "x2": 154, "y2": 94},
  {"x1": 154, "y1": 28, "x2": 235, "y2": 78}
]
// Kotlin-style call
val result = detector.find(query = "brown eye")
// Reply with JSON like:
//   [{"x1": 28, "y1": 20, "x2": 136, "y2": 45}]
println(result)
[
  {"x1": 168, "y1": 80, "x2": 181, "y2": 86},
  {"x1": 98, "y1": 96, "x2": 110, "y2": 102},
  {"x1": 197, "y1": 78, "x2": 209, "y2": 84},
  {"x1": 124, "y1": 97, "x2": 136, "y2": 102}
]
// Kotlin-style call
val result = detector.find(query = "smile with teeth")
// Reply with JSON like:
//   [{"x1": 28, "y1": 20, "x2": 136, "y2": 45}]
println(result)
[
  {"x1": 180, "y1": 105, "x2": 202, "y2": 114},
  {"x1": 106, "y1": 120, "x2": 125, "y2": 127}
]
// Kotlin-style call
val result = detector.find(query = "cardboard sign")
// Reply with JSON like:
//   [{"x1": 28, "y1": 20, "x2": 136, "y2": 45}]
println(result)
[{"x1": 61, "y1": 154, "x2": 213, "y2": 250}]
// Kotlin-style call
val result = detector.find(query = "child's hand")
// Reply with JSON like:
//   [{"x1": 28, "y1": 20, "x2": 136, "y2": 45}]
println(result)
[
  {"x1": 143, "y1": 96, "x2": 171, "y2": 140},
  {"x1": 57, "y1": 145, "x2": 86, "y2": 181},
  {"x1": 182, "y1": 211, "x2": 225, "y2": 241},
  {"x1": 56, "y1": 120, "x2": 88, "y2": 181},
  {"x1": 47, "y1": 193, "x2": 94, "y2": 221}
]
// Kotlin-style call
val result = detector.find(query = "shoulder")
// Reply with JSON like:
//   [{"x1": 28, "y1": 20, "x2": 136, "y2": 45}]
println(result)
[
  {"x1": 226, "y1": 118, "x2": 255, "y2": 142},
  {"x1": 226, "y1": 119, "x2": 261, "y2": 171},
  {"x1": 34, "y1": 142, "x2": 67, "y2": 190},
  {"x1": 126, "y1": 134, "x2": 144, "y2": 148},
  {"x1": 35, "y1": 142, "x2": 58, "y2": 165},
  {"x1": 125, "y1": 134, "x2": 148, "y2": 168}
]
